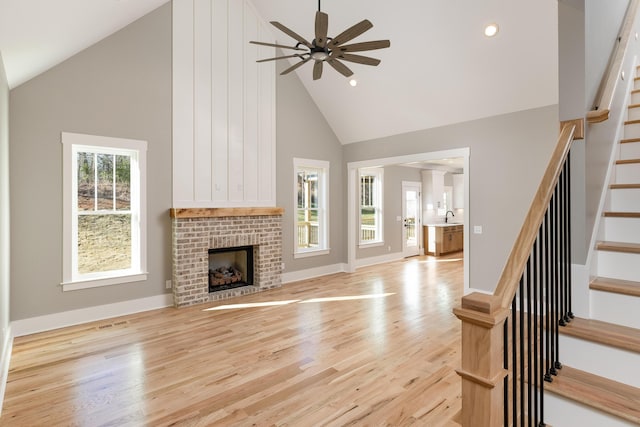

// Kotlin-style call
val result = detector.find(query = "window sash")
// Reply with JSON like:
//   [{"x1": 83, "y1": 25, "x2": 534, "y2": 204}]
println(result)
[{"x1": 359, "y1": 169, "x2": 383, "y2": 245}]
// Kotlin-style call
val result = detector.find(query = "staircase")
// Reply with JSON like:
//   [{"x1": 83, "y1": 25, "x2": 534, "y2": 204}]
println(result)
[{"x1": 544, "y1": 68, "x2": 640, "y2": 426}]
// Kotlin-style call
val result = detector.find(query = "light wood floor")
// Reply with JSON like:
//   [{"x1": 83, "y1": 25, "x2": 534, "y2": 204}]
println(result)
[{"x1": 1, "y1": 254, "x2": 463, "y2": 426}]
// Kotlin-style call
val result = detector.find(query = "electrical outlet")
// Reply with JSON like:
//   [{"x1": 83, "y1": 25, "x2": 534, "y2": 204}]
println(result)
[
  {"x1": 165, "y1": 279, "x2": 172, "y2": 289},
  {"x1": 473, "y1": 225, "x2": 483, "y2": 234},
  {"x1": 388, "y1": 245, "x2": 391, "y2": 252},
  {"x1": 281, "y1": 262, "x2": 285, "y2": 270}
]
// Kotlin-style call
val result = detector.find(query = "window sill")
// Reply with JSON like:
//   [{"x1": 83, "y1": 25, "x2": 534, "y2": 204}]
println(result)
[
  {"x1": 359, "y1": 242, "x2": 384, "y2": 249},
  {"x1": 294, "y1": 248, "x2": 330, "y2": 259},
  {"x1": 61, "y1": 272, "x2": 148, "y2": 292}
]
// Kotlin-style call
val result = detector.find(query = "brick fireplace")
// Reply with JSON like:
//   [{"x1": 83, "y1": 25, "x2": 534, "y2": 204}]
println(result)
[{"x1": 170, "y1": 207, "x2": 283, "y2": 307}]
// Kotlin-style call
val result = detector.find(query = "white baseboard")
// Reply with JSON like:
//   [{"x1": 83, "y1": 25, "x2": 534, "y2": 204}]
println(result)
[
  {"x1": 464, "y1": 287, "x2": 493, "y2": 296},
  {"x1": 355, "y1": 252, "x2": 404, "y2": 269},
  {"x1": 0, "y1": 325, "x2": 13, "y2": 417},
  {"x1": 281, "y1": 263, "x2": 348, "y2": 284},
  {"x1": 11, "y1": 293, "x2": 174, "y2": 337}
]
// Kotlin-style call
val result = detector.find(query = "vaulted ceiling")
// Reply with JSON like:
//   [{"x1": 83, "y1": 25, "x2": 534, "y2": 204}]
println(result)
[{"x1": 0, "y1": 0, "x2": 559, "y2": 144}]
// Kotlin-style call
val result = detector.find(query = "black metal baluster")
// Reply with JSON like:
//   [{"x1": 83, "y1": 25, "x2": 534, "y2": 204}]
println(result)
[
  {"x1": 519, "y1": 275, "x2": 525, "y2": 427},
  {"x1": 567, "y1": 152, "x2": 574, "y2": 320},
  {"x1": 559, "y1": 171, "x2": 567, "y2": 327},
  {"x1": 504, "y1": 317, "x2": 510, "y2": 427},
  {"x1": 512, "y1": 296, "x2": 518, "y2": 424},
  {"x1": 532, "y1": 236, "x2": 539, "y2": 426},
  {"x1": 544, "y1": 209, "x2": 553, "y2": 383},
  {"x1": 526, "y1": 256, "x2": 533, "y2": 426},
  {"x1": 553, "y1": 186, "x2": 562, "y2": 373}
]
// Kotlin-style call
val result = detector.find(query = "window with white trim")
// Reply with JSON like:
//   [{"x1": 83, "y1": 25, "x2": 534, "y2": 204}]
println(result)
[
  {"x1": 359, "y1": 167, "x2": 383, "y2": 246},
  {"x1": 294, "y1": 158, "x2": 329, "y2": 258},
  {"x1": 62, "y1": 132, "x2": 147, "y2": 291}
]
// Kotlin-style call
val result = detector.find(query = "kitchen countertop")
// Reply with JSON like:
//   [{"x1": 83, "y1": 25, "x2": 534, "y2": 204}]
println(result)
[{"x1": 425, "y1": 223, "x2": 464, "y2": 227}]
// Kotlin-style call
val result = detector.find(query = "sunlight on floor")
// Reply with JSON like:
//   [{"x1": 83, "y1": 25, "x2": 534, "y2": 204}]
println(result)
[{"x1": 203, "y1": 293, "x2": 396, "y2": 311}]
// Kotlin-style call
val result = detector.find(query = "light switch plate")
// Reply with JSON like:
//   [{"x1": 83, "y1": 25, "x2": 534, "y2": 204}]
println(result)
[{"x1": 473, "y1": 225, "x2": 483, "y2": 234}]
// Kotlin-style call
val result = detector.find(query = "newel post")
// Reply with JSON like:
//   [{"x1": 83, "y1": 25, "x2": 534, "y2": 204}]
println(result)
[{"x1": 453, "y1": 292, "x2": 510, "y2": 427}]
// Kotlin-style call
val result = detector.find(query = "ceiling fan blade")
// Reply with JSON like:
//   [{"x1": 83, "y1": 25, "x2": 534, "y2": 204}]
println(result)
[
  {"x1": 270, "y1": 21, "x2": 313, "y2": 48},
  {"x1": 257, "y1": 54, "x2": 302, "y2": 63},
  {"x1": 327, "y1": 58, "x2": 354, "y2": 78},
  {"x1": 327, "y1": 20, "x2": 373, "y2": 48},
  {"x1": 313, "y1": 61, "x2": 323, "y2": 80},
  {"x1": 280, "y1": 57, "x2": 312, "y2": 75},
  {"x1": 335, "y1": 53, "x2": 380, "y2": 66},
  {"x1": 315, "y1": 11, "x2": 329, "y2": 47},
  {"x1": 337, "y1": 40, "x2": 391, "y2": 53},
  {"x1": 249, "y1": 41, "x2": 306, "y2": 51}
]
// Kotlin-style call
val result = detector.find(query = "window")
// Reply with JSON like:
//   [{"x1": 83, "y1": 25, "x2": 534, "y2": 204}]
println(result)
[
  {"x1": 359, "y1": 168, "x2": 383, "y2": 246},
  {"x1": 62, "y1": 132, "x2": 147, "y2": 291},
  {"x1": 294, "y1": 158, "x2": 329, "y2": 258}
]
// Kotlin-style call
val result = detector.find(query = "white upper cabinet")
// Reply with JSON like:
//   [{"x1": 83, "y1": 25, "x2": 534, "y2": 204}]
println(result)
[
  {"x1": 452, "y1": 173, "x2": 464, "y2": 209},
  {"x1": 172, "y1": 0, "x2": 276, "y2": 207}
]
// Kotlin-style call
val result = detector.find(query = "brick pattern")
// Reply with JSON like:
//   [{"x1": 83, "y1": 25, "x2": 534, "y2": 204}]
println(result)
[{"x1": 171, "y1": 215, "x2": 282, "y2": 307}]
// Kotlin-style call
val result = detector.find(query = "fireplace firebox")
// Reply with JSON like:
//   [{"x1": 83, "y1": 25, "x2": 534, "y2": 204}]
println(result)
[{"x1": 208, "y1": 246, "x2": 254, "y2": 293}]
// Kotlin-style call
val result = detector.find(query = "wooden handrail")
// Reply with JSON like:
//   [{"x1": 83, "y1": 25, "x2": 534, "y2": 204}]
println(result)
[
  {"x1": 492, "y1": 121, "x2": 578, "y2": 308},
  {"x1": 587, "y1": 0, "x2": 640, "y2": 124}
]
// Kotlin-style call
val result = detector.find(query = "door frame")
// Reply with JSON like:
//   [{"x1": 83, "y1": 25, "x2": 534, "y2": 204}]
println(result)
[
  {"x1": 401, "y1": 181, "x2": 422, "y2": 258},
  {"x1": 347, "y1": 148, "x2": 470, "y2": 293}
]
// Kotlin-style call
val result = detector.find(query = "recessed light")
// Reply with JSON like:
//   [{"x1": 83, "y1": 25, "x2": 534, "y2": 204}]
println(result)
[
  {"x1": 349, "y1": 78, "x2": 358, "y2": 87},
  {"x1": 484, "y1": 23, "x2": 499, "y2": 37}
]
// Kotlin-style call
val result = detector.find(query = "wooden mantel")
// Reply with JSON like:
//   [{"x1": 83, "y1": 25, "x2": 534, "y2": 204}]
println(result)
[{"x1": 169, "y1": 207, "x2": 284, "y2": 219}]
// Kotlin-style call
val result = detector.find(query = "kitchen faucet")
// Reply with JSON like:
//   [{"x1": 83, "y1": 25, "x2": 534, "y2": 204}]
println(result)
[{"x1": 445, "y1": 210, "x2": 455, "y2": 223}]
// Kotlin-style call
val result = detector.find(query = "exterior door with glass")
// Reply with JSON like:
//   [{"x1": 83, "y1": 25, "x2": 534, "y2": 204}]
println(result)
[{"x1": 402, "y1": 181, "x2": 421, "y2": 257}]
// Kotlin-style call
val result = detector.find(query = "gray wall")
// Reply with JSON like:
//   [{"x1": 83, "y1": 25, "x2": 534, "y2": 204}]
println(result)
[
  {"x1": 356, "y1": 165, "x2": 422, "y2": 259},
  {"x1": 344, "y1": 105, "x2": 559, "y2": 293},
  {"x1": 585, "y1": 0, "x2": 629, "y2": 109},
  {"x1": 559, "y1": 0, "x2": 588, "y2": 263},
  {"x1": 0, "y1": 54, "x2": 10, "y2": 362},
  {"x1": 9, "y1": 4, "x2": 172, "y2": 320},
  {"x1": 275, "y1": 59, "x2": 346, "y2": 272}
]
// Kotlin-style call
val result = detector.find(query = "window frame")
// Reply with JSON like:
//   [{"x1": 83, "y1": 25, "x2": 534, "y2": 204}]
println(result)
[
  {"x1": 358, "y1": 167, "x2": 384, "y2": 247},
  {"x1": 293, "y1": 158, "x2": 330, "y2": 258},
  {"x1": 61, "y1": 132, "x2": 148, "y2": 291}
]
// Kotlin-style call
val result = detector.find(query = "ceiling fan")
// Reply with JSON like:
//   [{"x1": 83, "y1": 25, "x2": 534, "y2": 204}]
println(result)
[{"x1": 250, "y1": 1, "x2": 390, "y2": 80}]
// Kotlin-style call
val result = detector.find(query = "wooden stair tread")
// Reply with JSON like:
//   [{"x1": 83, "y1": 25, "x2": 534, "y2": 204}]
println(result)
[
  {"x1": 597, "y1": 241, "x2": 640, "y2": 254},
  {"x1": 591, "y1": 277, "x2": 640, "y2": 298},
  {"x1": 545, "y1": 365, "x2": 640, "y2": 424},
  {"x1": 624, "y1": 119, "x2": 640, "y2": 125},
  {"x1": 560, "y1": 316, "x2": 640, "y2": 353},
  {"x1": 604, "y1": 211, "x2": 640, "y2": 218},
  {"x1": 610, "y1": 183, "x2": 640, "y2": 189},
  {"x1": 621, "y1": 137, "x2": 640, "y2": 143},
  {"x1": 616, "y1": 158, "x2": 640, "y2": 165},
  {"x1": 629, "y1": 103, "x2": 640, "y2": 109}
]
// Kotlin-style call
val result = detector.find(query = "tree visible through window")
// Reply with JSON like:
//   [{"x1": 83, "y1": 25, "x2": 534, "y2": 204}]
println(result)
[
  {"x1": 294, "y1": 158, "x2": 329, "y2": 257},
  {"x1": 359, "y1": 168, "x2": 383, "y2": 245},
  {"x1": 62, "y1": 132, "x2": 147, "y2": 291}
]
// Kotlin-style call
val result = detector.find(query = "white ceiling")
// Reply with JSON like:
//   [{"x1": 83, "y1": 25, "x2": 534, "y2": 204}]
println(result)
[{"x1": 0, "y1": 0, "x2": 559, "y2": 145}]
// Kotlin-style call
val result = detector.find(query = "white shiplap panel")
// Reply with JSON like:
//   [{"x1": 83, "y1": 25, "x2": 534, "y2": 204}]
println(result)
[
  {"x1": 228, "y1": 0, "x2": 244, "y2": 201},
  {"x1": 243, "y1": 3, "x2": 259, "y2": 202},
  {"x1": 257, "y1": 19, "x2": 276, "y2": 205},
  {"x1": 171, "y1": 0, "x2": 195, "y2": 204},
  {"x1": 211, "y1": 0, "x2": 229, "y2": 202},
  {"x1": 194, "y1": 0, "x2": 213, "y2": 202}
]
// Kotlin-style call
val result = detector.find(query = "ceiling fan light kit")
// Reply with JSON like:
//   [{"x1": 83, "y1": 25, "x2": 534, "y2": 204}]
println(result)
[{"x1": 250, "y1": 1, "x2": 390, "y2": 81}]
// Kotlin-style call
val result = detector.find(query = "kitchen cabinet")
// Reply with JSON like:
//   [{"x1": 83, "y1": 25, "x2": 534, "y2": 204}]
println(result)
[
  {"x1": 452, "y1": 174, "x2": 464, "y2": 209},
  {"x1": 424, "y1": 224, "x2": 464, "y2": 256}
]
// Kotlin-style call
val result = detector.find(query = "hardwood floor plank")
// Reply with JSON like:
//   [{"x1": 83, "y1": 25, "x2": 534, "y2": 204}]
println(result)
[{"x1": 1, "y1": 254, "x2": 464, "y2": 426}]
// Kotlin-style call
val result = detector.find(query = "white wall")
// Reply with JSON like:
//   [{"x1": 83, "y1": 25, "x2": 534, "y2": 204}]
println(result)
[
  {"x1": 172, "y1": 0, "x2": 276, "y2": 208},
  {"x1": 0, "y1": 52, "x2": 11, "y2": 412}
]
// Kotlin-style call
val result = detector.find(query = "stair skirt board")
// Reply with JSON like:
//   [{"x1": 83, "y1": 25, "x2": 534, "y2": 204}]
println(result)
[
  {"x1": 597, "y1": 252, "x2": 640, "y2": 283},
  {"x1": 610, "y1": 189, "x2": 640, "y2": 211},
  {"x1": 604, "y1": 217, "x2": 640, "y2": 243},
  {"x1": 545, "y1": 393, "x2": 638, "y2": 427},
  {"x1": 620, "y1": 141, "x2": 640, "y2": 158},
  {"x1": 559, "y1": 334, "x2": 640, "y2": 388},
  {"x1": 591, "y1": 289, "x2": 640, "y2": 330},
  {"x1": 615, "y1": 163, "x2": 640, "y2": 183}
]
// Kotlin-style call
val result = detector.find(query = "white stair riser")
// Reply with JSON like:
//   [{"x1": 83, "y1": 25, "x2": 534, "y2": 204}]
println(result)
[
  {"x1": 597, "y1": 251, "x2": 640, "y2": 282},
  {"x1": 624, "y1": 122, "x2": 640, "y2": 138},
  {"x1": 591, "y1": 289, "x2": 640, "y2": 329},
  {"x1": 632, "y1": 91, "x2": 640, "y2": 105},
  {"x1": 610, "y1": 188, "x2": 640, "y2": 211},
  {"x1": 546, "y1": 393, "x2": 637, "y2": 427},
  {"x1": 616, "y1": 163, "x2": 640, "y2": 183},
  {"x1": 559, "y1": 335, "x2": 640, "y2": 388},
  {"x1": 628, "y1": 107, "x2": 640, "y2": 121},
  {"x1": 604, "y1": 217, "x2": 640, "y2": 242},
  {"x1": 620, "y1": 141, "x2": 640, "y2": 159}
]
